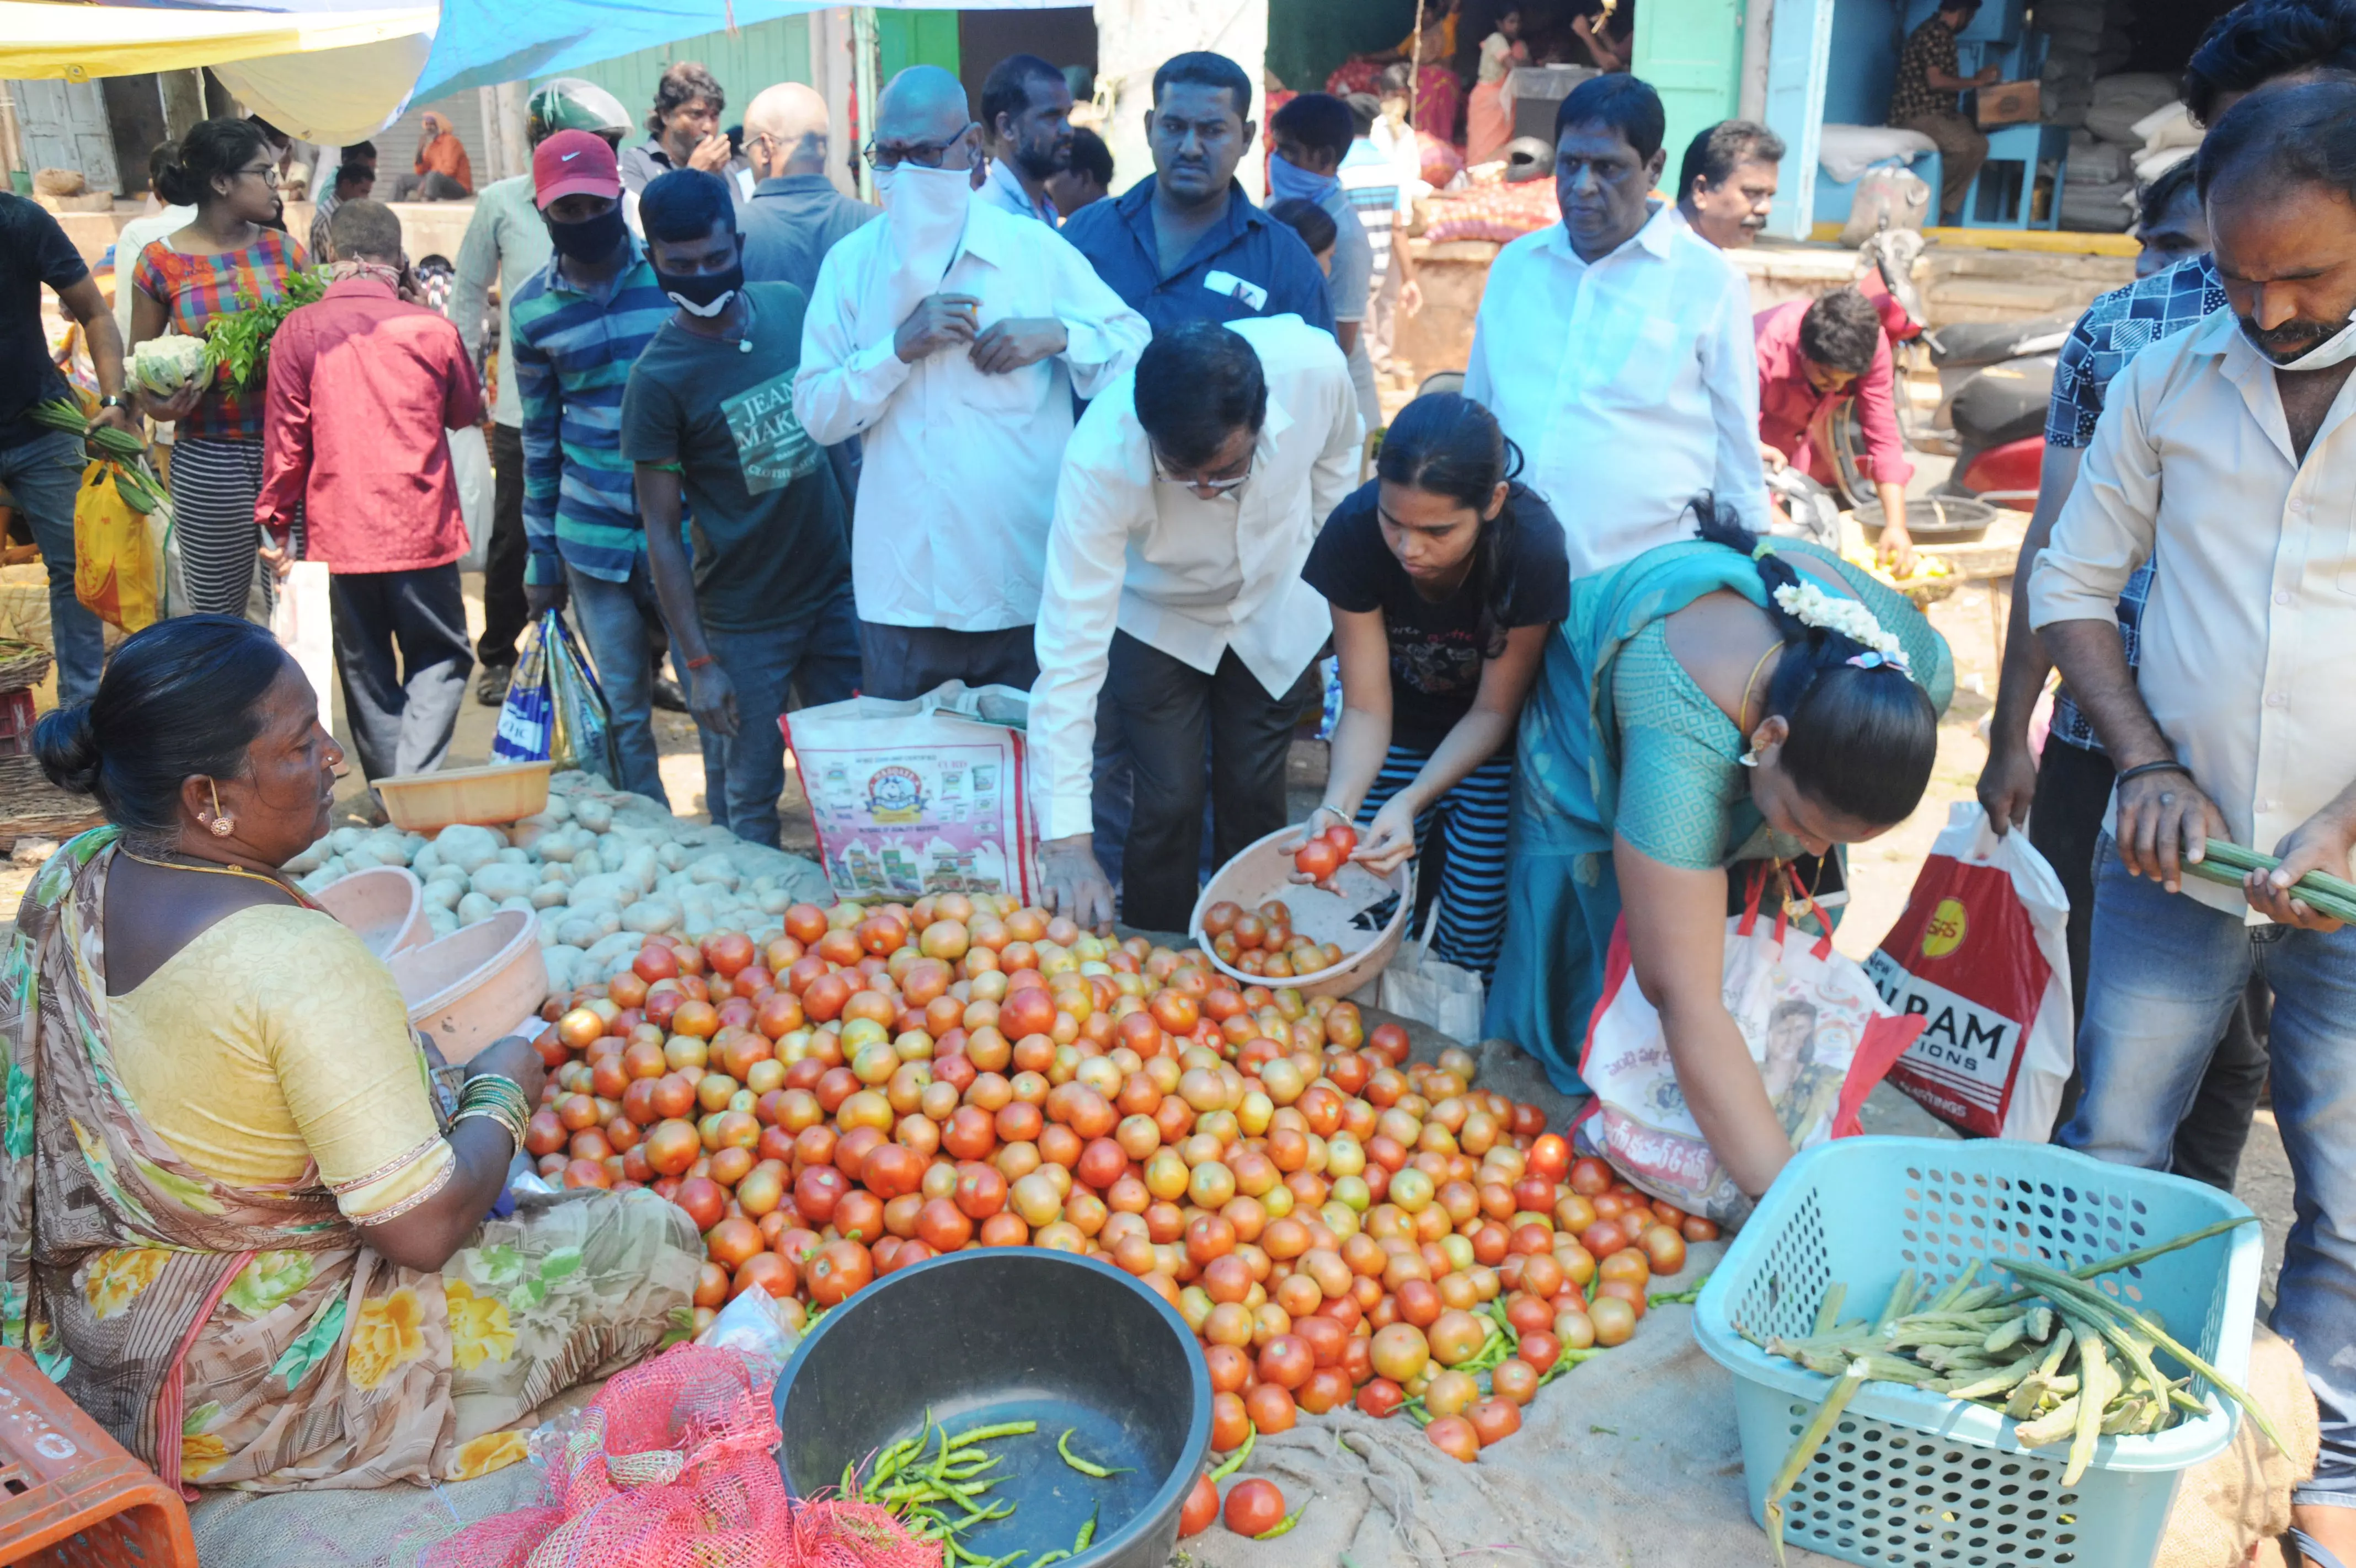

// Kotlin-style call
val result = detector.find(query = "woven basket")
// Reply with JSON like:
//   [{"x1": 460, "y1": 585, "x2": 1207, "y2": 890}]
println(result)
[{"x1": 0, "y1": 642, "x2": 55, "y2": 695}]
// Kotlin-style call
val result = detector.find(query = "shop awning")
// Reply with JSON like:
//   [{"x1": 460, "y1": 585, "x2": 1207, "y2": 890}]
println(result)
[{"x1": 0, "y1": 1, "x2": 437, "y2": 143}]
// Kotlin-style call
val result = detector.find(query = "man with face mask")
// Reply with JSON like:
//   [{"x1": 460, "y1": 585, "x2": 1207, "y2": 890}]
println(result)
[
  {"x1": 2030, "y1": 82, "x2": 2356, "y2": 1562},
  {"x1": 453, "y1": 77, "x2": 632, "y2": 709},
  {"x1": 623, "y1": 169, "x2": 857, "y2": 848},
  {"x1": 977, "y1": 53, "x2": 1073, "y2": 224},
  {"x1": 506, "y1": 130, "x2": 678, "y2": 805},
  {"x1": 792, "y1": 65, "x2": 1148, "y2": 702}
]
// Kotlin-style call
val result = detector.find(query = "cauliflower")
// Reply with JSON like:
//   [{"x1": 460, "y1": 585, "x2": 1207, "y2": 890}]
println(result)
[{"x1": 129, "y1": 334, "x2": 213, "y2": 398}]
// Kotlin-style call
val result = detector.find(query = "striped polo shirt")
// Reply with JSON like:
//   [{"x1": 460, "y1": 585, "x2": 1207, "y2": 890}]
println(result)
[{"x1": 507, "y1": 238, "x2": 672, "y2": 585}]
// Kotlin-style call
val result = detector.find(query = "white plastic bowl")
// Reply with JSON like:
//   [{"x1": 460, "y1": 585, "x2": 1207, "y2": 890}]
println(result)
[{"x1": 1188, "y1": 826, "x2": 1413, "y2": 998}]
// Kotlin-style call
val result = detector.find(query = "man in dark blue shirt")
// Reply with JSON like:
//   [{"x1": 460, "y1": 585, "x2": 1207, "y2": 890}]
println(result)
[
  {"x1": 737, "y1": 81, "x2": 877, "y2": 296},
  {"x1": 1062, "y1": 51, "x2": 1335, "y2": 339}
]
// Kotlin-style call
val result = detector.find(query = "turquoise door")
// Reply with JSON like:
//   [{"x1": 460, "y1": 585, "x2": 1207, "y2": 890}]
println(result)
[{"x1": 1632, "y1": 0, "x2": 1746, "y2": 189}]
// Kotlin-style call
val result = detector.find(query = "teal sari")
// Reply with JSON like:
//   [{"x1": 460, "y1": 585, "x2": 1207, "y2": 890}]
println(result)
[{"x1": 1483, "y1": 538, "x2": 1953, "y2": 1092}]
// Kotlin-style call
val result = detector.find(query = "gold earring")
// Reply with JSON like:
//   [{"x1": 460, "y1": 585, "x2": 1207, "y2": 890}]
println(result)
[{"x1": 207, "y1": 779, "x2": 234, "y2": 837}]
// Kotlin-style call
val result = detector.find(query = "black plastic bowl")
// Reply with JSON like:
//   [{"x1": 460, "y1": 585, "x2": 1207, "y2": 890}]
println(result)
[{"x1": 775, "y1": 1249, "x2": 1211, "y2": 1568}]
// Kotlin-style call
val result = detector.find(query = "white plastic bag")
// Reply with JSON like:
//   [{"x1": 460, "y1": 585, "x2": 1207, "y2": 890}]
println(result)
[
  {"x1": 1377, "y1": 896, "x2": 1486, "y2": 1043},
  {"x1": 783, "y1": 680, "x2": 1039, "y2": 905},
  {"x1": 1575, "y1": 875, "x2": 1926, "y2": 1224},
  {"x1": 269, "y1": 560, "x2": 335, "y2": 716},
  {"x1": 1866, "y1": 801, "x2": 2074, "y2": 1141},
  {"x1": 448, "y1": 424, "x2": 494, "y2": 572}
]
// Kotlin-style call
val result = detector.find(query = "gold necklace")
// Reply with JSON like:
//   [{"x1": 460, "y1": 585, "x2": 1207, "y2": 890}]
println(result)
[{"x1": 119, "y1": 848, "x2": 298, "y2": 898}]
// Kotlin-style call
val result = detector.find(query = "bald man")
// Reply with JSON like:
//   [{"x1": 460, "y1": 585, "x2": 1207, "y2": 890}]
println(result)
[
  {"x1": 739, "y1": 81, "x2": 879, "y2": 296},
  {"x1": 793, "y1": 66, "x2": 1147, "y2": 700}
]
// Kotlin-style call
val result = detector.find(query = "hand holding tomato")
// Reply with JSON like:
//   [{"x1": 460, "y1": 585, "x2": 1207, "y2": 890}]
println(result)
[
  {"x1": 1350, "y1": 792, "x2": 1419, "y2": 876},
  {"x1": 1284, "y1": 807, "x2": 1358, "y2": 888},
  {"x1": 467, "y1": 1035, "x2": 548, "y2": 1112}
]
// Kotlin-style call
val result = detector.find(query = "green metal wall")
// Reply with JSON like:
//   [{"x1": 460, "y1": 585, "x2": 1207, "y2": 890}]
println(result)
[
  {"x1": 531, "y1": 11, "x2": 964, "y2": 130},
  {"x1": 878, "y1": 10, "x2": 962, "y2": 82},
  {"x1": 1632, "y1": 0, "x2": 1747, "y2": 185},
  {"x1": 530, "y1": 17, "x2": 815, "y2": 129},
  {"x1": 1266, "y1": 0, "x2": 1420, "y2": 94}
]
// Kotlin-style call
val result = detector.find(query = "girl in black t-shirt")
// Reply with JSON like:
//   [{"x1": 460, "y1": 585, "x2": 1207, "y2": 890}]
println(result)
[{"x1": 1296, "y1": 393, "x2": 1568, "y2": 977}]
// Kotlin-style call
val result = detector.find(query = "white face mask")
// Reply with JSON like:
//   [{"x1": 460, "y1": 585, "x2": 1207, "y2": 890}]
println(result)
[
  {"x1": 873, "y1": 160, "x2": 971, "y2": 283},
  {"x1": 2249, "y1": 306, "x2": 2356, "y2": 370}
]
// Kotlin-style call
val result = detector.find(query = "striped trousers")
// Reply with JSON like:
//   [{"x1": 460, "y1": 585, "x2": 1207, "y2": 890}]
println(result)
[
  {"x1": 1355, "y1": 743, "x2": 1514, "y2": 980},
  {"x1": 167, "y1": 436, "x2": 266, "y2": 618}
]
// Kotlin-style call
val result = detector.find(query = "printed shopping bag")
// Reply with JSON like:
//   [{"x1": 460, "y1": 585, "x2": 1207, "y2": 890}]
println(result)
[
  {"x1": 1575, "y1": 871, "x2": 1926, "y2": 1224},
  {"x1": 493, "y1": 611, "x2": 616, "y2": 779},
  {"x1": 783, "y1": 681, "x2": 1038, "y2": 903},
  {"x1": 267, "y1": 560, "x2": 334, "y2": 714},
  {"x1": 70, "y1": 460, "x2": 163, "y2": 631},
  {"x1": 1866, "y1": 801, "x2": 2074, "y2": 1141}
]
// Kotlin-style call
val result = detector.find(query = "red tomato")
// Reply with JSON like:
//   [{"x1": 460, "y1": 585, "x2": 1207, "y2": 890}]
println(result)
[
  {"x1": 1322, "y1": 822, "x2": 1359, "y2": 855},
  {"x1": 1223, "y1": 1478, "x2": 1286, "y2": 1537},
  {"x1": 1293, "y1": 838, "x2": 1341, "y2": 881},
  {"x1": 1425, "y1": 1415, "x2": 1481, "y2": 1462},
  {"x1": 1179, "y1": 1473, "x2": 1220, "y2": 1538}
]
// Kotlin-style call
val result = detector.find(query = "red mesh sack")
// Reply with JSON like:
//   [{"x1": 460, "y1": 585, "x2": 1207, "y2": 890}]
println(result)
[{"x1": 424, "y1": 1344, "x2": 938, "y2": 1568}]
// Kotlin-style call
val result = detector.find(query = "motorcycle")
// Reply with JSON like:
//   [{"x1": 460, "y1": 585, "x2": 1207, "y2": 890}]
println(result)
[{"x1": 1831, "y1": 229, "x2": 2071, "y2": 516}]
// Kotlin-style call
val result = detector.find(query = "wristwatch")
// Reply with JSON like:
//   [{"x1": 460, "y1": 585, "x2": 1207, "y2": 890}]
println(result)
[{"x1": 96, "y1": 394, "x2": 127, "y2": 411}]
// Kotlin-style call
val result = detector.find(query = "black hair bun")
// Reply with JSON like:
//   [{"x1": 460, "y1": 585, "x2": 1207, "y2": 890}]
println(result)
[{"x1": 33, "y1": 705, "x2": 103, "y2": 798}]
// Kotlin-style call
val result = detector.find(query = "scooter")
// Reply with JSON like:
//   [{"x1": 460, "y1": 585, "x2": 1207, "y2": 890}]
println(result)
[{"x1": 1832, "y1": 229, "x2": 2072, "y2": 512}]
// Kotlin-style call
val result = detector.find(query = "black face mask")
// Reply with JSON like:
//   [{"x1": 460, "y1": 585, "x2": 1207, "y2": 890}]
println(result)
[
  {"x1": 546, "y1": 204, "x2": 627, "y2": 264},
  {"x1": 654, "y1": 258, "x2": 744, "y2": 317}
]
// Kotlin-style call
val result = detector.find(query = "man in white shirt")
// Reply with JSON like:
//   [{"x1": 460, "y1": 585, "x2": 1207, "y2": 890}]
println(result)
[
  {"x1": 1465, "y1": 74, "x2": 1769, "y2": 579},
  {"x1": 794, "y1": 65, "x2": 1148, "y2": 700},
  {"x1": 977, "y1": 53, "x2": 1072, "y2": 225},
  {"x1": 2028, "y1": 82, "x2": 2356, "y2": 1554},
  {"x1": 1032, "y1": 316, "x2": 1361, "y2": 932}
]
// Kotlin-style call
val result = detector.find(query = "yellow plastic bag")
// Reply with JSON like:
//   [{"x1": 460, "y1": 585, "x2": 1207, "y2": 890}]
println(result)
[{"x1": 71, "y1": 460, "x2": 164, "y2": 632}]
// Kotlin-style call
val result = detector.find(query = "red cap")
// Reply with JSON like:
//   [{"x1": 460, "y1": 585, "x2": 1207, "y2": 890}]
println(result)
[{"x1": 533, "y1": 130, "x2": 621, "y2": 210}]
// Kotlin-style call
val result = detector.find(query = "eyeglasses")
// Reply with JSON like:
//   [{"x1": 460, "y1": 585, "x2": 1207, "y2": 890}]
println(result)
[
  {"x1": 1151, "y1": 445, "x2": 1254, "y2": 499},
  {"x1": 235, "y1": 163, "x2": 281, "y2": 186},
  {"x1": 863, "y1": 122, "x2": 979, "y2": 170}
]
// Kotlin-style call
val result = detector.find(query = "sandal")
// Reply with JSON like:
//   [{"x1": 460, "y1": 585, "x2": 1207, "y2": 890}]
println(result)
[{"x1": 476, "y1": 662, "x2": 513, "y2": 707}]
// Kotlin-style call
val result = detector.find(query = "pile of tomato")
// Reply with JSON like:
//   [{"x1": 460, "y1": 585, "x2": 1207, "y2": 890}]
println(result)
[{"x1": 522, "y1": 893, "x2": 1718, "y2": 1466}]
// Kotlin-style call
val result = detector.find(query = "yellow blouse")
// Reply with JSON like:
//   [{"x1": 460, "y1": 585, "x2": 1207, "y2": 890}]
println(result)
[{"x1": 108, "y1": 904, "x2": 455, "y2": 1224}]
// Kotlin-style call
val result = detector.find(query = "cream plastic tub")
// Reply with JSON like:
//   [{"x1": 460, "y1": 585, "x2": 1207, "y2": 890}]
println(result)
[
  {"x1": 374, "y1": 761, "x2": 553, "y2": 834},
  {"x1": 389, "y1": 910, "x2": 548, "y2": 1064},
  {"x1": 1188, "y1": 826, "x2": 1413, "y2": 998}
]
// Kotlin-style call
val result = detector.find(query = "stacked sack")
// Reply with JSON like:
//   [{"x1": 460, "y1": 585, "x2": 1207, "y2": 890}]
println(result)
[
  {"x1": 2057, "y1": 71, "x2": 2182, "y2": 231},
  {"x1": 2037, "y1": 0, "x2": 2134, "y2": 129}
]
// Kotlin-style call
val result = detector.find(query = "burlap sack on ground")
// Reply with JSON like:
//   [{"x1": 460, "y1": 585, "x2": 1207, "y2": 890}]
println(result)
[{"x1": 185, "y1": 1015, "x2": 2308, "y2": 1568}]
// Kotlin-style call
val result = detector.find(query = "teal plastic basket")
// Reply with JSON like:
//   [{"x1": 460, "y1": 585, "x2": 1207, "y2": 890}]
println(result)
[{"x1": 1693, "y1": 1137, "x2": 2261, "y2": 1568}]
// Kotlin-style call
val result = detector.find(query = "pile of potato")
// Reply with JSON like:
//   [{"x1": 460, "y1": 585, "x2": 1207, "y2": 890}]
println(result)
[{"x1": 287, "y1": 772, "x2": 832, "y2": 993}]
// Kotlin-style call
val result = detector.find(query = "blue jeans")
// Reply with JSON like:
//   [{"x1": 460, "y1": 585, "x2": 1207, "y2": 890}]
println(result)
[
  {"x1": 0, "y1": 431, "x2": 105, "y2": 706},
  {"x1": 696, "y1": 591, "x2": 861, "y2": 848},
  {"x1": 2061, "y1": 833, "x2": 2356, "y2": 1507},
  {"x1": 564, "y1": 561, "x2": 669, "y2": 806}
]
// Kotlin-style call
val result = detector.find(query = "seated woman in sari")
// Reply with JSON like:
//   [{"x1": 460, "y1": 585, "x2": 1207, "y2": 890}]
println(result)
[
  {"x1": 1486, "y1": 504, "x2": 1952, "y2": 1200},
  {"x1": 1, "y1": 616, "x2": 699, "y2": 1490}
]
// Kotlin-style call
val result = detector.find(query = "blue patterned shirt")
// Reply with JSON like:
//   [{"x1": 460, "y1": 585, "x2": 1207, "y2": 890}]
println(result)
[{"x1": 2042, "y1": 253, "x2": 2229, "y2": 753}]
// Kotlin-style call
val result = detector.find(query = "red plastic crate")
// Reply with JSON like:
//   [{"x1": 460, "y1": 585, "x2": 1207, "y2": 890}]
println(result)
[
  {"x1": 0, "y1": 1347, "x2": 195, "y2": 1567},
  {"x1": 0, "y1": 689, "x2": 33, "y2": 760}
]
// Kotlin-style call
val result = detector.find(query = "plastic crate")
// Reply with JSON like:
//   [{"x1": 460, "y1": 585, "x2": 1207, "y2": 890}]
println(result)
[
  {"x1": 1694, "y1": 1137, "x2": 2261, "y2": 1568},
  {"x1": 0, "y1": 1346, "x2": 195, "y2": 1567},
  {"x1": 0, "y1": 688, "x2": 35, "y2": 759}
]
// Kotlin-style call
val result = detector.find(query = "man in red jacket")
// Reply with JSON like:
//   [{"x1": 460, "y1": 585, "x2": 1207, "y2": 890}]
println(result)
[{"x1": 258, "y1": 197, "x2": 482, "y2": 785}]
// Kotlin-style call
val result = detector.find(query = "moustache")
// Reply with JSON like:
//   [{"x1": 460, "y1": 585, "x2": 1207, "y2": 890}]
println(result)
[{"x1": 2238, "y1": 312, "x2": 2343, "y2": 362}]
